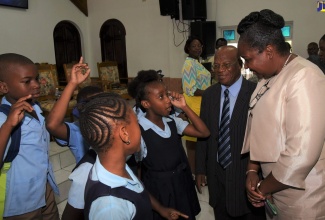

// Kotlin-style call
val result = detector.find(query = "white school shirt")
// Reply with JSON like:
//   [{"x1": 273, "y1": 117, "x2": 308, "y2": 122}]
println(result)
[
  {"x1": 68, "y1": 154, "x2": 132, "y2": 209},
  {"x1": 88, "y1": 157, "x2": 144, "y2": 220}
]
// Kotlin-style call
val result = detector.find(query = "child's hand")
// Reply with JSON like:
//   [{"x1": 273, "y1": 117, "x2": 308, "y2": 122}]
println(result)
[
  {"x1": 160, "y1": 207, "x2": 189, "y2": 219},
  {"x1": 69, "y1": 57, "x2": 90, "y2": 85},
  {"x1": 167, "y1": 91, "x2": 186, "y2": 109},
  {"x1": 6, "y1": 95, "x2": 34, "y2": 127}
]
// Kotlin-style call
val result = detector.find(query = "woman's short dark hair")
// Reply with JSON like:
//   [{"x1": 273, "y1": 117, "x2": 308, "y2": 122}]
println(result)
[
  {"x1": 237, "y1": 9, "x2": 288, "y2": 55},
  {"x1": 184, "y1": 36, "x2": 203, "y2": 54}
]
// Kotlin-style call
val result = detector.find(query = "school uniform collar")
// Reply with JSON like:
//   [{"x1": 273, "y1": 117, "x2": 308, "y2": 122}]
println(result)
[
  {"x1": 93, "y1": 156, "x2": 142, "y2": 189},
  {"x1": 138, "y1": 115, "x2": 172, "y2": 132}
]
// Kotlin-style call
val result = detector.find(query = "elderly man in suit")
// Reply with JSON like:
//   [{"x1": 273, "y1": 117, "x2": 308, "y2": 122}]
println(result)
[{"x1": 195, "y1": 46, "x2": 265, "y2": 219}]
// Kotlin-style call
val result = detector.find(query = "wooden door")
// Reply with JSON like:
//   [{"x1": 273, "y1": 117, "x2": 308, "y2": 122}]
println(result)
[{"x1": 100, "y1": 19, "x2": 128, "y2": 84}]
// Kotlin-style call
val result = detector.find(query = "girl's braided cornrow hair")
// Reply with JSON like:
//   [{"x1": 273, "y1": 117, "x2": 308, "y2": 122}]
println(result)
[{"x1": 79, "y1": 92, "x2": 130, "y2": 153}]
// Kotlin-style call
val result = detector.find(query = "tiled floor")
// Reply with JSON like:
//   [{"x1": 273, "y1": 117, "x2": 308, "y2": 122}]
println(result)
[
  {"x1": 50, "y1": 141, "x2": 215, "y2": 219},
  {"x1": 196, "y1": 186, "x2": 215, "y2": 220},
  {"x1": 49, "y1": 142, "x2": 75, "y2": 217}
]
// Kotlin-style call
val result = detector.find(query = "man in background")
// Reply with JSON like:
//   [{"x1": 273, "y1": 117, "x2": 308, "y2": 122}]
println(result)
[
  {"x1": 318, "y1": 35, "x2": 325, "y2": 74},
  {"x1": 307, "y1": 42, "x2": 320, "y2": 64},
  {"x1": 215, "y1": 38, "x2": 228, "y2": 49}
]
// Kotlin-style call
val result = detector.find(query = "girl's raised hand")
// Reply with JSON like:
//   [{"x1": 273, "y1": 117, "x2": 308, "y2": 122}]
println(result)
[{"x1": 167, "y1": 91, "x2": 186, "y2": 109}]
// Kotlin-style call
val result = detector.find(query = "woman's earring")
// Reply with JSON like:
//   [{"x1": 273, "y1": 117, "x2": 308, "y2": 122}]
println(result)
[{"x1": 125, "y1": 140, "x2": 131, "y2": 145}]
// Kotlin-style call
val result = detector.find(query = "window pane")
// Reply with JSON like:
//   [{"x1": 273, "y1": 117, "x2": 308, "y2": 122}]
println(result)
[
  {"x1": 223, "y1": 30, "x2": 235, "y2": 40},
  {"x1": 281, "y1": 26, "x2": 291, "y2": 37}
]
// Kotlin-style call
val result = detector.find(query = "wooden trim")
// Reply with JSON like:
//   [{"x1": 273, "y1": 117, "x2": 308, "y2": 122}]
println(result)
[{"x1": 70, "y1": 0, "x2": 88, "y2": 16}]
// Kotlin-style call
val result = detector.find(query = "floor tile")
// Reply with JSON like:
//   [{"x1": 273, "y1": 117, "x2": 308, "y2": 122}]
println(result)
[
  {"x1": 63, "y1": 163, "x2": 76, "y2": 172},
  {"x1": 54, "y1": 169, "x2": 70, "y2": 185},
  {"x1": 49, "y1": 141, "x2": 68, "y2": 156},
  {"x1": 197, "y1": 187, "x2": 214, "y2": 220},
  {"x1": 197, "y1": 199, "x2": 214, "y2": 220},
  {"x1": 55, "y1": 180, "x2": 71, "y2": 204},
  {"x1": 57, "y1": 199, "x2": 67, "y2": 219},
  {"x1": 60, "y1": 149, "x2": 75, "y2": 168}
]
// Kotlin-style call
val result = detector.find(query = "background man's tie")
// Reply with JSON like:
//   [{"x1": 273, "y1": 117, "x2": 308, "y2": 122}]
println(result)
[{"x1": 218, "y1": 89, "x2": 231, "y2": 169}]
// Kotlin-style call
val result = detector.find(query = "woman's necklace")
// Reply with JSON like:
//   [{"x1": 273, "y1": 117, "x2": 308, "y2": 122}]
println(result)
[
  {"x1": 249, "y1": 53, "x2": 293, "y2": 111},
  {"x1": 282, "y1": 53, "x2": 292, "y2": 70}
]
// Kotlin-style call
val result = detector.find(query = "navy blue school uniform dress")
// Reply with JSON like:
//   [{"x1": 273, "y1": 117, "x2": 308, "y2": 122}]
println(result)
[{"x1": 140, "y1": 118, "x2": 201, "y2": 220}]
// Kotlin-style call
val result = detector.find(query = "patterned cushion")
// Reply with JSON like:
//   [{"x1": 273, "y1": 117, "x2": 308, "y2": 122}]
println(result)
[
  {"x1": 99, "y1": 66, "x2": 120, "y2": 84},
  {"x1": 40, "y1": 99, "x2": 77, "y2": 112},
  {"x1": 39, "y1": 69, "x2": 56, "y2": 96},
  {"x1": 111, "y1": 88, "x2": 128, "y2": 95},
  {"x1": 51, "y1": 67, "x2": 59, "y2": 86}
]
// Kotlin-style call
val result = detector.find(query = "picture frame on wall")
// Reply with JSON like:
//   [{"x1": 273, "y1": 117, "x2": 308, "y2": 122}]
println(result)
[
  {"x1": 70, "y1": 0, "x2": 88, "y2": 16},
  {"x1": 0, "y1": 0, "x2": 28, "y2": 9}
]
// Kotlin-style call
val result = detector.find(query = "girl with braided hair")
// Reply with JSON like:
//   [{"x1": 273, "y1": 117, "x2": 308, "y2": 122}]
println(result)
[
  {"x1": 79, "y1": 93, "x2": 188, "y2": 220},
  {"x1": 129, "y1": 70, "x2": 210, "y2": 220}
]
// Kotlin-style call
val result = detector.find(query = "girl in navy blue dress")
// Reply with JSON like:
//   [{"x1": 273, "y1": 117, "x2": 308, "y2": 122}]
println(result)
[{"x1": 128, "y1": 70, "x2": 210, "y2": 220}]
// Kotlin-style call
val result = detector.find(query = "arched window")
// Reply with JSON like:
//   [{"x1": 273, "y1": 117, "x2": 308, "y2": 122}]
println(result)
[
  {"x1": 53, "y1": 21, "x2": 82, "y2": 85},
  {"x1": 100, "y1": 19, "x2": 128, "y2": 84}
]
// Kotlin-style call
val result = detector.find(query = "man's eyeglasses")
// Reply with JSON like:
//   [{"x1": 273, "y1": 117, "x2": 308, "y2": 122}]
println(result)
[
  {"x1": 248, "y1": 79, "x2": 271, "y2": 111},
  {"x1": 214, "y1": 61, "x2": 238, "y2": 71}
]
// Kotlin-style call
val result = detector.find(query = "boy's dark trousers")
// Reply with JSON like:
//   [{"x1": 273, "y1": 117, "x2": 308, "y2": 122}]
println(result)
[{"x1": 4, "y1": 182, "x2": 59, "y2": 220}]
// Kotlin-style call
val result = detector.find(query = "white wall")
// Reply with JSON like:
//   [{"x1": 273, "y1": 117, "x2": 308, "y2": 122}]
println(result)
[
  {"x1": 0, "y1": 0, "x2": 323, "y2": 78},
  {"x1": 215, "y1": 0, "x2": 324, "y2": 58},
  {"x1": 87, "y1": 0, "x2": 189, "y2": 78},
  {"x1": 0, "y1": 0, "x2": 89, "y2": 65}
]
